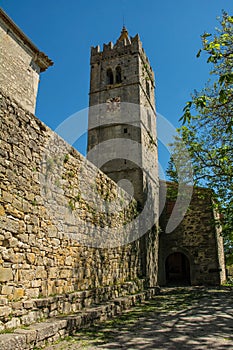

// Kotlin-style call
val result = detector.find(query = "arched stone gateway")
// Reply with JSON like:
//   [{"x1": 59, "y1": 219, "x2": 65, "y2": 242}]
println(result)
[{"x1": 165, "y1": 252, "x2": 191, "y2": 286}]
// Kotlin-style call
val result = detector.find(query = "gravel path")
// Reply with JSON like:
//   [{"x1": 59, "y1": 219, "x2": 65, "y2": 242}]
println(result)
[{"x1": 42, "y1": 287, "x2": 233, "y2": 350}]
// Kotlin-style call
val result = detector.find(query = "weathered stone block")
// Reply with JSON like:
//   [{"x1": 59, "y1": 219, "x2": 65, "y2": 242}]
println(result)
[
  {"x1": 21, "y1": 311, "x2": 38, "y2": 325},
  {"x1": 0, "y1": 205, "x2": 5, "y2": 216},
  {"x1": 18, "y1": 269, "x2": 35, "y2": 282},
  {"x1": 23, "y1": 300, "x2": 34, "y2": 309},
  {"x1": 0, "y1": 267, "x2": 13, "y2": 282},
  {"x1": 2, "y1": 191, "x2": 13, "y2": 203},
  {"x1": 5, "y1": 317, "x2": 21, "y2": 329},
  {"x1": 26, "y1": 253, "x2": 35, "y2": 264},
  {"x1": 25, "y1": 288, "x2": 39, "y2": 299},
  {"x1": 14, "y1": 328, "x2": 37, "y2": 344},
  {"x1": 13, "y1": 288, "x2": 25, "y2": 300},
  {"x1": 31, "y1": 279, "x2": 41, "y2": 288},
  {"x1": 60, "y1": 269, "x2": 72, "y2": 279},
  {"x1": 1, "y1": 285, "x2": 13, "y2": 295},
  {"x1": 0, "y1": 306, "x2": 11, "y2": 317},
  {"x1": 0, "y1": 298, "x2": 8, "y2": 306},
  {"x1": 9, "y1": 237, "x2": 18, "y2": 247},
  {"x1": 35, "y1": 266, "x2": 47, "y2": 279},
  {"x1": 11, "y1": 301, "x2": 23, "y2": 310},
  {"x1": 47, "y1": 225, "x2": 57, "y2": 238},
  {"x1": 0, "y1": 333, "x2": 27, "y2": 350},
  {"x1": 31, "y1": 321, "x2": 60, "y2": 341},
  {"x1": 48, "y1": 267, "x2": 57, "y2": 279}
]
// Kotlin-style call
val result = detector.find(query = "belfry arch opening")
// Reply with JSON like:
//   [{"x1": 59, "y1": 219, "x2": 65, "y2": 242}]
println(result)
[
  {"x1": 165, "y1": 252, "x2": 191, "y2": 286},
  {"x1": 106, "y1": 68, "x2": 114, "y2": 84},
  {"x1": 115, "y1": 66, "x2": 122, "y2": 83}
]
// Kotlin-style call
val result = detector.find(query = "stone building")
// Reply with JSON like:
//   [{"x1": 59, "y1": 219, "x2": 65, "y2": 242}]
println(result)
[
  {"x1": 158, "y1": 181, "x2": 226, "y2": 285},
  {"x1": 0, "y1": 7, "x2": 226, "y2": 331},
  {"x1": 0, "y1": 8, "x2": 53, "y2": 113},
  {"x1": 87, "y1": 26, "x2": 226, "y2": 286}
]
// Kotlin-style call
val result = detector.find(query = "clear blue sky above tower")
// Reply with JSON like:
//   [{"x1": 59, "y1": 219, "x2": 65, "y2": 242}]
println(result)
[{"x1": 1, "y1": 0, "x2": 232, "y2": 175}]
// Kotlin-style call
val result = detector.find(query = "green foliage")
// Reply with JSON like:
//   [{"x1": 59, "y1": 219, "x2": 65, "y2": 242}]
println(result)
[
  {"x1": 75, "y1": 192, "x2": 81, "y2": 202},
  {"x1": 223, "y1": 276, "x2": 233, "y2": 287},
  {"x1": 67, "y1": 170, "x2": 75, "y2": 178},
  {"x1": 63, "y1": 153, "x2": 69, "y2": 163},
  {"x1": 31, "y1": 199, "x2": 38, "y2": 206},
  {"x1": 68, "y1": 199, "x2": 75, "y2": 211},
  {"x1": 0, "y1": 327, "x2": 15, "y2": 334},
  {"x1": 175, "y1": 12, "x2": 233, "y2": 261},
  {"x1": 166, "y1": 157, "x2": 178, "y2": 184},
  {"x1": 166, "y1": 137, "x2": 193, "y2": 186},
  {"x1": 180, "y1": 12, "x2": 233, "y2": 128}
]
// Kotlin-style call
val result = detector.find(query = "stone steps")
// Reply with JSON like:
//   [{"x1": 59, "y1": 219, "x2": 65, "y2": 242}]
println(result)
[
  {"x1": 1, "y1": 280, "x2": 145, "y2": 331},
  {"x1": 0, "y1": 287, "x2": 159, "y2": 350}
]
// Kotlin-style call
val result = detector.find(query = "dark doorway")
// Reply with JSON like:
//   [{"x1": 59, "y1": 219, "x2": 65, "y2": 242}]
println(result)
[{"x1": 165, "y1": 252, "x2": 190, "y2": 285}]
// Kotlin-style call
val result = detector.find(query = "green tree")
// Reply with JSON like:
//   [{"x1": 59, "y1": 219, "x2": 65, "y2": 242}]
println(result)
[{"x1": 170, "y1": 12, "x2": 233, "y2": 264}]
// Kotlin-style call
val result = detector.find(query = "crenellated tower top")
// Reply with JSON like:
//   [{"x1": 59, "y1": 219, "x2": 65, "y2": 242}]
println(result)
[{"x1": 90, "y1": 27, "x2": 154, "y2": 83}]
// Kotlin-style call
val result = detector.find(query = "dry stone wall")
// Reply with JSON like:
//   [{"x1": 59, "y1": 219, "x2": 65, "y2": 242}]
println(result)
[{"x1": 0, "y1": 90, "x2": 147, "y2": 330}]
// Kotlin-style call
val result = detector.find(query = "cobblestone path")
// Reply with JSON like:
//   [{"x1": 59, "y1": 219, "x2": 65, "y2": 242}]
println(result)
[{"x1": 42, "y1": 287, "x2": 233, "y2": 350}]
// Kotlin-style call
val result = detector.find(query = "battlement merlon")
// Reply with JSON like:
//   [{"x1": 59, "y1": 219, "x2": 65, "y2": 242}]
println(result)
[
  {"x1": 90, "y1": 29, "x2": 154, "y2": 80},
  {"x1": 90, "y1": 30, "x2": 141, "y2": 57}
]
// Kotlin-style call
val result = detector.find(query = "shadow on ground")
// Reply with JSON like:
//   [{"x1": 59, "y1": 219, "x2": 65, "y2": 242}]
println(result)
[
  {"x1": 75, "y1": 287, "x2": 233, "y2": 349},
  {"x1": 44, "y1": 287, "x2": 233, "y2": 350}
]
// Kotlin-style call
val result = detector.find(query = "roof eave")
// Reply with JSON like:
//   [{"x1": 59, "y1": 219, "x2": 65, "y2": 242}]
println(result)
[{"x1": 0, "y1": 7, "x2": 53, "y2": 71}]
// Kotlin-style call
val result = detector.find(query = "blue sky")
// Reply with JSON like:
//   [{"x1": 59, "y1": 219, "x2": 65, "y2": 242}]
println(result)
[{"x1": 1, "y1": 0, "x2": 232, "y2": 177}]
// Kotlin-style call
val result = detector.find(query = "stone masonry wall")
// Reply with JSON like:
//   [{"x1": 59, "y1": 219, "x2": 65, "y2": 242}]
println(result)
[
  {"x1": 158, "y1": 181, "x2": 226, "y2": 286},
  {"x1": 0, "y1": 23, "x2": 40, "y2": 114},
  {"x1": 0, "y1": 90, "x2": 147, "y2": 330}
]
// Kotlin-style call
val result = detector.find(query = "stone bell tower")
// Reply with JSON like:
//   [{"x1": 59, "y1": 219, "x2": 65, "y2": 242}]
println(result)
[
  {"x1": 87, "y1": 27, "x2": 158, "y2": 204},
  {"x1": 87, "y1": 27, "x2": 159, "y2": 286}
]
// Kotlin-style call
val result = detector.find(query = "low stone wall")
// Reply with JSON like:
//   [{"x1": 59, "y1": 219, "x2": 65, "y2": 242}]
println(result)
[
  {"x1": 0, "y1": 90, "x2": 151, "y2": 329},
  {"x1": 0, "y1": 280, "x2": 145, "y2": 330},
  {"x1": 0, "y1": 287, "x2": 159, "y2": 350}
]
